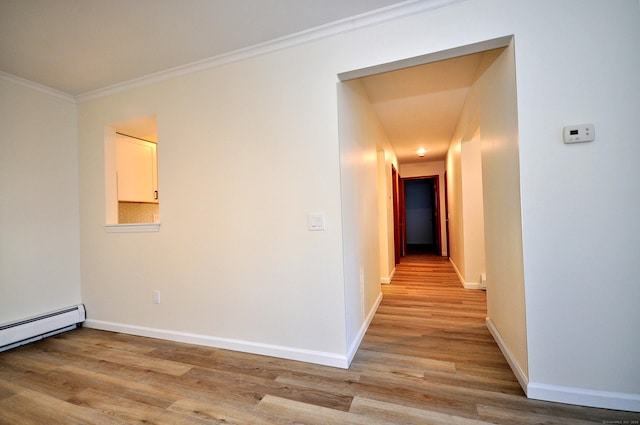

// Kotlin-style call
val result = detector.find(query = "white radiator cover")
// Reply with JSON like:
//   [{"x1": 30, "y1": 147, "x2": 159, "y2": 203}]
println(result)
[{"x1": 0, "y1": 304, "x2": 86, "y2": 352}]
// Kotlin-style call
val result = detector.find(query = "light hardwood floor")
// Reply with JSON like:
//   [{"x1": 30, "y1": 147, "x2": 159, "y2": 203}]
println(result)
[{"x1": 1, "y1": 254, "x2": 637, "y2": 424}]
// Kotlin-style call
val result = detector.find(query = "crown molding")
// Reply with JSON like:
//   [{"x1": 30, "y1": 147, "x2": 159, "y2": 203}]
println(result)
[
  {"x1": 0, "y1": 71, "x2": 76, "y2": 104},
  {"x1": 76, "y1": 0, "x2": 465, "y2": 103}
]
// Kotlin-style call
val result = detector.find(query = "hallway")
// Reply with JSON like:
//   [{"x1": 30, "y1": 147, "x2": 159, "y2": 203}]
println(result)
[{"x1": 357, "y1": 254, "x2": 635, "y2": 423}]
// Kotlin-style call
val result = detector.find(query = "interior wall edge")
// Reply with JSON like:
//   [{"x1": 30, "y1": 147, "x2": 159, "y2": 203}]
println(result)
[
  {"x1": 448, "y1": 258, "x2": 465, "y2": 287},
  {"x1": 486, "y1": 317, "x2": 528, "y2": 393},
  {"x1": 380, "y1": 267, "x2": 396, "y2": 284},
  {"x1": 345, "y1": 291, "x2": 383, "y2": 367}
]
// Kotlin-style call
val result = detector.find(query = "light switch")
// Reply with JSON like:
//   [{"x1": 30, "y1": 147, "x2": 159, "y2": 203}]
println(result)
[{"x1": 308, "y1": 213, "x2": 325, "y2": 231}]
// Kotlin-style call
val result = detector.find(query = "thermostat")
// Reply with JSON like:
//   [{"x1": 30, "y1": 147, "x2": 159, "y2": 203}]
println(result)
[{"x1": 563, "y1": 124, "x2": 595, "y2": 144}]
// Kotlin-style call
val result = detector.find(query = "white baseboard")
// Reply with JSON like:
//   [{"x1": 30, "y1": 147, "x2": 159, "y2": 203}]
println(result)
[
  {"x1": 380, "y1": 267, "x2": 396, "y2": 284},
  {"x1": 486, "y1": 319, "x2": 640, "y2": 412},
  {"x1": 449, "y1": 259, "x2": 483, "y2": 289},
  {"x1": 463, "y1": 281, "x2": 482, "y2": 290},
  {"x1": 485, "y1": 317, "x2": 529, "y2": 394},
  {"x1": 346, "y1": 291, "x2": 383, "y2": 366},
  {"x1": 84, "y1": 319, "x2": 349, "y2": 369},
  {"x1": 527, "y1": 382, "x2": 640, "y2": 412}
]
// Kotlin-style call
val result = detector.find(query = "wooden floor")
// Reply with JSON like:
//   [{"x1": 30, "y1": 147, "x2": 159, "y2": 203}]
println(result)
[{"x1": 1, "y1": 255, "x2": 637, "y2": 424}]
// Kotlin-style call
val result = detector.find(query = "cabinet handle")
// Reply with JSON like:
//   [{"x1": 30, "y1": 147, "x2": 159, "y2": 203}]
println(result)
[{"x1": 154, "y1": 190, "x2": 158, "y2": 200}]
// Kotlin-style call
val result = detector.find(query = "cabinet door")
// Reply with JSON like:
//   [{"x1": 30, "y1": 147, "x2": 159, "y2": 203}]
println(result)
[{"x1": 116, "y1": 135, "x2": 158, "y2": 203}]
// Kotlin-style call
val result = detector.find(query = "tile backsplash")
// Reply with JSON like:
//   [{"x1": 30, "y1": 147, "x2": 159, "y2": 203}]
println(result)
[{"x1": 118, "y1": 202, "x2": 159, "y2": 224}]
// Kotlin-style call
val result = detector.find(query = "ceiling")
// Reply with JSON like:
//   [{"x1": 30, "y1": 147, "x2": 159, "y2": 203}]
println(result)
[
  {"x1": 0, "y1": 0, "x2": 407, "y2": 95},
  {"x1": 359, "y1": 53, "x2": 484, "y2": 163},
  {"x1": 0, "y1": 0, "x2": 485, "y2": 164}
]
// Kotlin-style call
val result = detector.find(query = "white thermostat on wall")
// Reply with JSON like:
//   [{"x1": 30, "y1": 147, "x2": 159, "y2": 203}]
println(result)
[{"x1": 563, "y1": 124, "x2": 595, "y2": 144}]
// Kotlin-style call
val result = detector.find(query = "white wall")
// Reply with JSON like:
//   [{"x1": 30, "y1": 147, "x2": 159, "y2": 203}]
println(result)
[
  {"x1": 445, "y1": 127, "x2": 466, "y2": 277},
  {"x1": 377, "y1": 148, "x2": 398, "y2": 284},
  {"x1": 401, "y1": 161, "x2": 446, "y2": 256},
  {"x1": 513, "y1": 1, "x2": 640, "y2": 409},
  {"x1": 72, "y1": 0, "x2": 639, "y2": 410},
  {"x1": 0, "y1": 77, "x2": 81, "y2": 324},
  {"x1": 338, "y1": 79, "x2": 386, "y2": 359},
  {"x1": 461, "y1": 134, "x2": 486, "y2": 288},
  {"x1": 474, "y1": 44, "x2": 528, "y2": 386},
  {"x1": 78, "y1": 44, "x2": 349, "y2": 366},
  {"x1": 445, "y1": 60, "x2": 497, "y2": 295}
]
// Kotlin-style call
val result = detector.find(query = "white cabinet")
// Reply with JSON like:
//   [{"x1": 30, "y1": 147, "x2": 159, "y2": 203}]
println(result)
[{"x1": 116, "y1": 135, "x2": 158, "y2": 203}]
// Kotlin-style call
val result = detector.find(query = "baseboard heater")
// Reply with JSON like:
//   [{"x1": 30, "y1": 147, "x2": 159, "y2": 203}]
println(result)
[{"x1": 0, "y1": 304, "x2": 86, "y2": 352}]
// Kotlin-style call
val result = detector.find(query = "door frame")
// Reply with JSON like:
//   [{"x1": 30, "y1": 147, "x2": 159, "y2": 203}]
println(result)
[
  {"x1": 402, "y1": 175, "x2": 441, "y2": 256},
  {"x1": 399, "y1": 177, "x2": 406, "y2": 257},
  {"x1": 444, "y1": 171, "x2": 450, "y2": 258},
  {"x1": 391, "y1": 165, "x2": 401, "y2": 264}
]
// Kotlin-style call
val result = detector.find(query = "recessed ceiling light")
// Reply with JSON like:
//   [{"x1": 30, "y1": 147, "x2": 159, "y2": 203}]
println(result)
[{"x1": 416, "y1": 148, "x2": 427, "y2": 157}]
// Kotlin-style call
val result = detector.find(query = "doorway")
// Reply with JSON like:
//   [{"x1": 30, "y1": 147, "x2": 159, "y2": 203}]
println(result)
[
  {"x1": 338, "y1": 35, "x2": 526, "y2": 395},
  {"x1": 403, "y1": 176, "x2": 441, "y2": 256}
]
